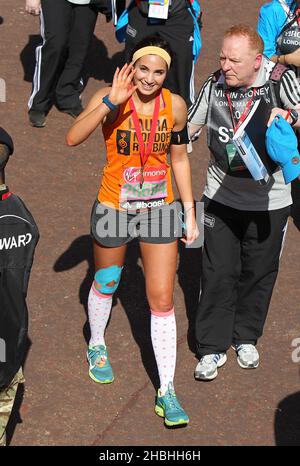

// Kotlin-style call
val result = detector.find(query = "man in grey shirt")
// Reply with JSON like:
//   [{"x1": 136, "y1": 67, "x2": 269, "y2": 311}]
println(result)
[{"x1": 188, "y1": 24, "x2": 300, "y2": 381}]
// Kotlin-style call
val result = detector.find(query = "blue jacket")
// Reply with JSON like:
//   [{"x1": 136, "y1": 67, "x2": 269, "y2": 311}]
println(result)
[{"x1": 257, "y1": 0, "x2": 296, "y2": 57}]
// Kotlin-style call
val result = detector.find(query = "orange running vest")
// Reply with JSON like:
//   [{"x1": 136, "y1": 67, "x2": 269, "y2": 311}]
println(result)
[{"x1": 98, "y1": 88, "x2": 175, "y2": 211}]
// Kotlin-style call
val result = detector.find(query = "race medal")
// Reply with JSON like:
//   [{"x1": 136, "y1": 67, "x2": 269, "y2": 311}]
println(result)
[
  {"x1": 124, "y1": 94, "x2": 166, "y2": 211},
  {"x1": 148, "y1": 0, "x2": 169, "y2": 20},
  {"x1": 129, "y1": 93, "x2": 160, "y2": 187},
  {"x1": 226, "y1": 142, "x2": 246, "y2": 171}
]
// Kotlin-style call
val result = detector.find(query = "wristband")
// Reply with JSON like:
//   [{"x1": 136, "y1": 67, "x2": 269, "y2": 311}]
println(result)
[
  {"x1": 285, "y1": 109, "x2": 291, "y2": 121},
  {"x1": 102, "y1": 94, "x2": 118, "y2": 111},
  {"x1": 288, "y1": 108, "x2": 298, "y2": 126}
]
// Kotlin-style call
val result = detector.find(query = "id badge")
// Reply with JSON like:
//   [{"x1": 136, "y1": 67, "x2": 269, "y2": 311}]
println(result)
[
  {"x1": 226, "y1": 142, "x2": 246, "y2": 172},
  {"x1": 148, "y1": 0, "x2": 169, "y2": 20}
]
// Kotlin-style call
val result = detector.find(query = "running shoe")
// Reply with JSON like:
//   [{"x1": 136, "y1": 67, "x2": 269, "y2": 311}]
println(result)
[
  {"x1": 232, "y1": 344, "x2": 259, "y2": 369},
  {"x1": 59, "y1": 103, "x2": 83, "y2": 118},
  {"x1": 87, "y1": 344, "x2": 114, "y2": 383},
  {"x1": 194, "y1": 353, "x2": 227, "y2": 380},
  {"x1": 155, "y1": 382, "x2": 189, "y2": 427},
  {"x1": 28, "y1": 110, "x2": 46, "y2": 128}
]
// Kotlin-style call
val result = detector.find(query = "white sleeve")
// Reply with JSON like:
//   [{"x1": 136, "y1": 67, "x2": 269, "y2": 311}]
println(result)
[
  {"x1": 111, "y1": 0, "x2": 117, "y2": 25},
  {"x1": 188, "y1": 74, "x2": 213, "y2": 125},
  {"x1": 279, "y1": 69, "x2": 300, "y2": 108}
]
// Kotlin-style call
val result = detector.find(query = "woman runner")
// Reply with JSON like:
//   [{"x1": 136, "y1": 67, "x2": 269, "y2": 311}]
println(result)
[{"x1": 66, "y1": 35, "x2": 199, "y2": 427}]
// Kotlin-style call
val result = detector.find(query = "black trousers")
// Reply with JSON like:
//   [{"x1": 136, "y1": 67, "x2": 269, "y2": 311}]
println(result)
[
  {"x1": 195, "y1": 196, "x2": 290, "y2": 357},
  {"x1": 125, "y1": 5, "x2": 194, "y2": 107},
  {"x1": 29, "y1": 0, "x2": 98, "y2": 113}
]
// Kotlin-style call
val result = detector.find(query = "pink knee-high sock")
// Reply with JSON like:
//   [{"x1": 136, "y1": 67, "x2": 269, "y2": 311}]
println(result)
[
  {"x1": 150, "y1": 307, "x2": 177, "y2": 395},
  {"x1": 88, "y1": 284, "x2": 113, "y2": 348}
]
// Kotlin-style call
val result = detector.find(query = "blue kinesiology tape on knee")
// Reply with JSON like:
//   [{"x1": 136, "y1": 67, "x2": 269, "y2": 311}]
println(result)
[{"x1": 94, "y1": 265, "x2": 123, "y2": 294}]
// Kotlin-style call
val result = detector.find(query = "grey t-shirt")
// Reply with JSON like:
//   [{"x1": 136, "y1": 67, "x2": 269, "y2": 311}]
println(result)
[{"x1": 188, "y1": 56, "x2": 300, "y2": 211}]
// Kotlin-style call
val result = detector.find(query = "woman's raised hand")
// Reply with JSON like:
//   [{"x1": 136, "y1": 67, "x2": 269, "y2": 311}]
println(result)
[{"x1": 108, "y1": 63, "x2": 137, "y2": 107}]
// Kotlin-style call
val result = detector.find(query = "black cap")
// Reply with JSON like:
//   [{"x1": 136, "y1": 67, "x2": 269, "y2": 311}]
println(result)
[{"x1": 0, "y1": 127, "x2": 13, "y2": 155}]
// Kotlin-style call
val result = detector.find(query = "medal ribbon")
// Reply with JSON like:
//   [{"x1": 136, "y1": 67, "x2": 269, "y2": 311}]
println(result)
[
  {"x1": 129, "y1": 93, "x2": 161, "y2": 186},
  {"x1": 225, "y1": 88, "x2": 256, "y2": 133}
]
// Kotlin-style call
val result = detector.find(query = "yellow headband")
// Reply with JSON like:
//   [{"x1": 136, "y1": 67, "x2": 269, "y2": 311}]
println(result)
[{"x1": 132, "y1": 46, "x2": 171, "y2": 69}]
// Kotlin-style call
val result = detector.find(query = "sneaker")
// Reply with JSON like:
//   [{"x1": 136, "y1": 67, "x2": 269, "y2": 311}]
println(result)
[
  {"x1": 194, "y1": 353, "x2": 227, "y2": 381},
  {"x1": 28, "y1": 110, "x2": 46, "y2": 128},
  {"x1": 87, "y1": 344, "x2": 114, "y2": 383},
  {"x1": 232, "y1": 344, "x2": 259, "y2": 369},
  {"x1": 59, "y1": 104, "x2": 83, "y2": 118},
  {"x1": 155, "y1": 382, "x2": 189, "y2": 427}
]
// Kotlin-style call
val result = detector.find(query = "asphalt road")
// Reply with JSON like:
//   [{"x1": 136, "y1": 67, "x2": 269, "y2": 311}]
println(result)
[{"x1": 0, "y1": 0, "x2": 299, "y2": 446}]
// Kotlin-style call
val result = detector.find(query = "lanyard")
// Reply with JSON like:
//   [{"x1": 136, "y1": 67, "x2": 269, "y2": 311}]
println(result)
[
  {"x1": 129, "y1": 93, "x2": 161, "y2": 187},
  {"x1": 225, "y1": 89, "x2": 256, "y2": 133}
]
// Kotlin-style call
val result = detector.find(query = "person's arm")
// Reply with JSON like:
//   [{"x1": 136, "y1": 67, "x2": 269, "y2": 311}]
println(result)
[
  {"x1": 258, "y1": 3, "x2": 300, "y2": 67},
  {"x1": 188, "y1": 122, "x2": 204, "y2": 141},
  {"x1": 276, "y1": 48, "x2": 300, "y2": 67},
  {"x1": 268, "y1": 105, "x2": 300, "y2": 127},
  {"x1": 257, "y1": 3, "x2": 286, "y2": 59},
  {"x1": 187, "y1": 74, "x2": 211, "y2": 141},
  {"x1": 66, "y1": 63, "x2": 137, "y2": 146},
  {"x1": 268, "y1": 69, "x2": 300, "y2": 127},
  {"x1": 170, "y1": 95, "x2": 199, "y2": 246},
  {"x1": 25, "y1": 0, "x2": 41, "y2": 15}
]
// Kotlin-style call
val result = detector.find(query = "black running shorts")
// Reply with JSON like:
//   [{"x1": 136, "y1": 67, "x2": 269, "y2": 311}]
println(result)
[{"x1": 91, "y1": 201, "x2": 184, "y2": 247}]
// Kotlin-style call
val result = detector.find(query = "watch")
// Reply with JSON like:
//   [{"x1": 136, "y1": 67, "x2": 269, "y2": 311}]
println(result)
[
  {"x1": 289, "y1": 108, "x2": 298, "y2": 126},
  {"x1": 102, "y1": 94, "x2": 118, "y2": 111}
]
